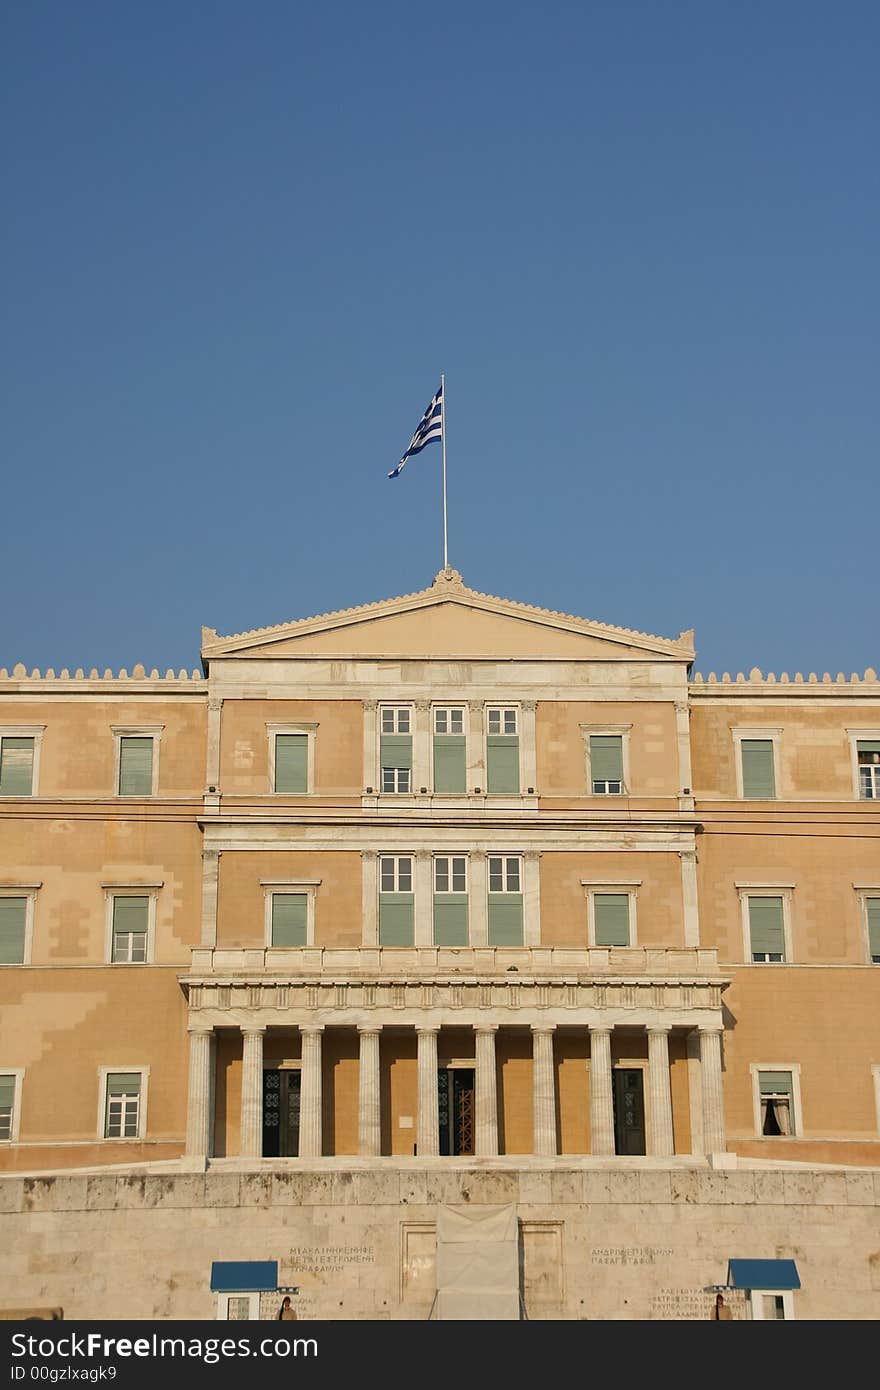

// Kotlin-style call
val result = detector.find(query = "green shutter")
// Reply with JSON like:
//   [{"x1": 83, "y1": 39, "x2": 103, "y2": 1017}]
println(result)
[
  {"x1": 433, "y1": 895, "x2": 469, "y2": 946},
  {"x1": 594, "y1": 894, "x2": 630, "y2": 947},
  {"x1": 749, "y1": 897, "x2": 785, "y2": 957},
  {"x1": 379, "y1": 893, "x2": 415, "y2": 945},
  {"x1": 106, "y1": 1073, "x2": 141, "y2": 1095},
  {"x1": 856, "y1": 740, "x2": 880, "y2": 754},
  {"x1": 118, "y1": 737, "x2": 153, "y2": 796},
  {"x1": 0, "y1": 738, "x2": 34, "y2": 796},
  {"x1": 758, "y1": 1071, "x2": 793, "y2": 1098},
  {"x1": 867, "y1": 898, "x2": 880, "y2": 960},
  {"x1": 275, "y1": 734, "x2": 308, "y2": 792},
  {"x1": 488, "y1": 894, "x2": 523, "y2": 945},
  {"x1": 112, "y1": 896, "x2": 148, "y2": 936},
  {"x1": 433, "y1": 736, "x2": 466, "y2": 793},
  {"x1": 590, "y1": 736, "x2": 623, "y2": 784},
  {"x1": 380, "y1": 734, "x2": 413, "y2": 771},
  {"x1": 0, "y1": 897, "x2": 26, "y2": 964},
  {"x1": 272, "y1": 893, "x2": 308, "y2": 946},
  {"x1": 486, "y1": 736, "x2": 519, "y2": 793},
  {"x1": 0, "y1": 1076, "x2": 15, "y2": 1108},
  {"x1": 741, "y1": 740, "x2": 776, "y2": 798}
]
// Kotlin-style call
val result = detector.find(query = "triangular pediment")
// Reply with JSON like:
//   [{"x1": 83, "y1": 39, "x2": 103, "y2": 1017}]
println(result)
[{"x1": 202, "y1": 570, "x2": 694, "y2": 663}]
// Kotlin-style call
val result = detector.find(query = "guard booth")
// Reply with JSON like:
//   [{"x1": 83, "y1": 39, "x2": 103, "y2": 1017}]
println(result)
[
  {"x1": 211, "y1": 1261, "x2": 278, "y2": 1320},
  {"x1": 727, "y1": 1260, "x2": 800, "y2": 1320}
]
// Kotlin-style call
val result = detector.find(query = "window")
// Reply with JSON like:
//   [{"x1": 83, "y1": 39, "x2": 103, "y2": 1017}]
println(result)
[
  {"x1": 593, "y1": 893, "x2": 632, "y2": 947},
  {"x1": 268, "y1": 723, "x2": 316, "y2": 794},
  {"x1": 860, "y1": 894, "x2": 880, "y2": 964},
  {"x1": 589, "y1": 735, "x2": 624, "y2": 795},
  {"x1": 0, "y1": 735, "x2": 36, "y2": 796},
  {"x1": 0, "y1": 893, "x2": 34, "y2": 966},
  {"x1": 433, "y1": 707, "x2": 466, "y2": 793},
  {"x1": 756, "y1": 1070, "x2": 796, "y2": 1136},
  {"x1": 101, "y1": 1070, "x2": 146, "y2": 1140},
  {"x1": 379, "y1": 855, "x2": 414, "y2": 945},
  {"x1": 486, "y1": 707, "x2": 519, "y2": 794},
  {"x1": 0, "y1": 1072, "x2": 23, "y2": 1142},
  {"x1": 271, "y1": 893, "x2": 307, "y2": 947},
  {"x1": 379, "y1": 707, "x2": 412, "y2": 794},
  {"x1": 113, "y1": 727, "x2": 162, "y2": 797},
  {"x1": 487, "y1": 855, "x2": 523, "y2": 945},
  {"x1": 739, "y1": 739, "x2": 776, "y2": 799},
  {"x1": 857, "y1": 741, "x2": 880, "y2": 800},
  {"x1": 747, "y1": 896, "x2": 785, "y2": 962},
  {"x1": 433, "y1": 855, "x2": 468, "y2": 945},
  {"x1": 111, "y1": 896, "x2": 149, "y2": 963}
]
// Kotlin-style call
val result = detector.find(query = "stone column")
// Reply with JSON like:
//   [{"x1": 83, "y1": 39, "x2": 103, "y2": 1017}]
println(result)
[
  {"x1": 467, "y1": 701, "x2": 485, "y2": 792},
  {"x1": 299, "y1": 1025, "x2": 324, "y2": 1158},
  {"x1": 185, "y1": 1026, "x2": 214, "y2": 1159},
  {"x1": 681, "y1": 849, "x2": 700, "y2": 946},
  {"x1": 475, "y1": 1026, "x2": 499, "y2": 1157},
  {"x1": 361, "y1": 851, "x2": 378, "y2": 947},
  {"x1": 200, "y1": 849, "x2": 220, "y2": 947},
  {"x1": 531, "y1": 1025, "x2": 557, "y2": 1157},
  {"x1": 413, "y1": 700, "x2": 431, "y2": 793},
  {"x1": 675, "y1": 700, "x2": 694, "y2": 811},
  {"x1": 414, "y1": 851, "x2": 433, "y2": 947},
  {"x1": 362, "y1": 701, "x2": 378, "y2": 792},
  {"x1": 358, "y1": 1026, "x2": 382, "y2": 1157},
  {"x1": 699, "y1": 1027, "x2": 727, "y2": 1155},
  {"x1": 521, "y1": 700, "x2": 537, "y2": 795},
  {"x1": 240, "y1": 1026, "x2": 265, "y2": 1159},
  {"x1": 523, "y1": 852, "x2": 541, "y2": 946},
  {"x1": 469, "y1": 853, "x2": 489, "y2": 946},
  {"x1": 206, "y1": 695, "x2": 222, "y2": 801},
  {"x1": 417, "y1": 1027, "x2": 440, "y2": 1157},
  {"x1": 589, "y1": 1026, "x2": 615, "y2": 1156},
  {"x1": 647, "y1": 1027, "x2": 675, "y2": 1157}
]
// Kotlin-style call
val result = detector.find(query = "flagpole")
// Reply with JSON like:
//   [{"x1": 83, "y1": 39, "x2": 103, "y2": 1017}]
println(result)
[{"x1": 441, "y1": 372, "x2": 448, "y2": 569}]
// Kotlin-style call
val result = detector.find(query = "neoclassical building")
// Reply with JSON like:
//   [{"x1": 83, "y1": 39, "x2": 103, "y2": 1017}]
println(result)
[{"x1": 1, "y1": 569, "x2": 879, "y2": 1319}]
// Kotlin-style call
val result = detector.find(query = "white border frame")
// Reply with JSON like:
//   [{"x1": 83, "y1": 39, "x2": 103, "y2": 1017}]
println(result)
[
  {"x1": 583, "y1": 881, "x2": 641, "y2": 947},
  {"x1": 484, "y1": 703, "x2": 523, "y2": 796},
  {"x1": 487, "y1": 853, "x2": 523, "y2": 895},
  {"x1": 737, "y1": 884, "x2": 794, "y2": 963},
  {"x1": 103, "y1": 886, "x2": 161, "y2": 965},
  {"x1": 0, "y1": 727, "x2": 45, "y2": 798},
  {"x1": 0, "y1": 1067, "x2": 25, "y2": 1143},
  {"x1": 379, "y1": 854, "x2": 414, "y2": 894},
  {"x1": 433, "y1": 853, "x2": 469, "y2": 895},
  {"x1": 732, "y1": 727, "x2": 781, "y2": 800},
  {"x1": 0, "y1": 886, "x2": 38, "y2": 965},
  {"x1": 215, "y1": 1292, "x2": 261, "y2": 1321},
  {"x1": 431, "y1": 703, "x2": 469, "y2": 794},
  {"x1": 261, "y1": 879, "x2": 321, "y2": 947},
  {"x1": 854, "y1": 886, "x2": 880, "y2": 964},
  {"x1": 749, "y1": 1290, "x2": 796, "y2": 1321},
  {"x1": 581, "y1": 724, "x2": 632, "y2": 796},
  {"x1": 112, "y1": 726, "x2": 163, "y2": 798},
  {"x1": 377, "y1": 704, "x2": 415, "y2": 793},
  {"x1": 847, "y1": 728, "x2": 880, "y2": 800},
  {"x1": 97, "y1": 1065, "x2": 149, "y2": 1141},
  {"x1": 749, "y1": 1062, "x2": 803, "y2": 1138},
  {"x1": 267, "y1": 723, "x2": 318, "y2": 795}
]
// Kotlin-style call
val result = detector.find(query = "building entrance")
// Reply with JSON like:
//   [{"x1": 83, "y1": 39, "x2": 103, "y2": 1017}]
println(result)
[
  {"x1": 438, "y1": 1068, "x2": 475, "y2": 1155},
  {"x1": 262, "y1": 1069, "x2": 301, "y2": 1157},
  {"x1": 613, "y1": 1068, "x2": 646, "y2": 1155}
]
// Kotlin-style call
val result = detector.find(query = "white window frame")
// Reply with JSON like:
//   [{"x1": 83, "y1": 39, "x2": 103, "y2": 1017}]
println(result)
[
  {"x1": 261, "y1": 878, "x2": 321, "y2": 948},
  {"x1": 267, "y1": 723, "x2": 317, "y2": 795},
  {"x1": 487, "y1": 855, "x2": 522, "y2": 894},
  {"x1": 0, "y1": 886, "x2": 38, "y2": 966},
  {"x1": 381, "y1": 766, "x2": 412, "y2": 793},
  {"x1": 215, "y1": 1292, "x2": 261, "y2": 1320},
  {"x1": 380, "y1": 855, "x2": 414, "y2": 894},
  {"x1": 873, "y1": 1064, "x2": 880, "y2": 1135},
  {"x1": 580, "y1": 724, "x2": 632, "y2": 796},
  {"x1": 112, "y1": 726, "x2": 163, "y2": 798},
  {"x1": 732, "y1": 728, "x2": 782, "y2": 800},
  {"x1": 98, "y1": 1065, "x2": 149, "y2": 1141},
  {"x1": 433, "y1": 855, "x2": 469, "y2": 894},
  {"x1": 581, "y1": 880, "x2": 641, "y2": 947},
  {"x1": 736, "y1": 883, "x2": 795, "y2": 964},
  {"x1": 854, "y1": 885, "x2": 880, "y2": 964},
  {"x1": 486, "y1": 706, "x2": 519, "y2": 737},
  {"x1": 380, "y1": 705, "x2": 412, "y2": 735},
  {"x1": 433, "y1": 706, "x2": 466, "y2": 737},
  {"x1": 378, "y1": 704, "x2": 414, "y2": 794},
  {"x1": 749, "y1": 1290, "x2": 796, "y2": 1321},
  {"x1": 0, "y1": 1067, "x2": 25, "y2": 1143},
  {"x1": 749, "y1": 1062, "x2": 803, "y2": 1138},
  {"x1": 103, "y1": 885, "x2": 162, "y2": 965},
  {"x1": 848, "y1": 728, "x2": 880, "y2": 800},
  {"x1": 0, "y1": 727, "x2": 45, "y2": 797}
]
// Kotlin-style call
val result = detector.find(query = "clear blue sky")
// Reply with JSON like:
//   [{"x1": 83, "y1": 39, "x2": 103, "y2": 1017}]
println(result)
[{"x1": 3, "y1": 2, "x2": 878, "y2": 677}]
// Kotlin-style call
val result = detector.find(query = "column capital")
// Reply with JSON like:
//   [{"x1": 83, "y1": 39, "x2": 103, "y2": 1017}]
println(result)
[
  {"x1": 240, "y1": 1024, "x2": 266, "y2": 1037},
  {"x1": 415, "y1": 849, "x2": 433, "y2": 864},
  {"x1": 363, "y1": 700, "x2": 378, "y2": 712},
  {"x1": 187, "y1": 1024, "x2": 214, "y2": 1037},
  {"x1": 416, "y1": 1025, "x2": 440, "y2": 1036},
  {"x1": 697, "y1": 1024, "x2": 724, "y2": 1037},
  {"x1": 647, "y1": 1024, "x2": 672, "y2": 1037},
  {"x1": 415, "y1": 700, "x2": 431, "y2": 712},
  {"x1": 360, "y1": 849, "x2": 378, "y2": 862},
  {"x1": 474, "y1": 1023, "x2": 499, "y2": 1035},
  {"x1": 521, "y1": 699, "x2": 537, "y2": 713},
  {"x1": 530, "y1": 1023, "x2": 557, "y2": 1035},
  {"x1": 299, "y1": 1023, "x2": 325, "y2": 1036},
  {"x1": 357, "y1": 1023, "x2": 383, "y2": 1036},
  {"x1": 208, "y1": 695, "x2": 223, "y2": 712},
  {"x1": 588, "y1": 1024, "x2": 613, "y2": 1038},
  {"x1": 468, "y1": 700, "x2": 484, "y2": 714}
]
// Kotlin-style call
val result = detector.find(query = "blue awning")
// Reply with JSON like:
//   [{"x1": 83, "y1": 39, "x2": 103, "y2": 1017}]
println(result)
[
  {"x1": 210, "y1": 1261, "x2": 278, "y2": 1293},
  {"x1": 727, "y1": 1259, "x2": 800, "y2": 1291}
]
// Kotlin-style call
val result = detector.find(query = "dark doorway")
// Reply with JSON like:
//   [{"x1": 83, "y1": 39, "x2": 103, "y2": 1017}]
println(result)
[
  {"x1": 262, "y1": 1069, "x2": 301, "y2": 1157},
  {"x1": 613, "y1": 1068, "x2": 646, "y2": 1155},
  {"x1": 438, "y1": 1068, "x2": 475, "y2": 1155}
]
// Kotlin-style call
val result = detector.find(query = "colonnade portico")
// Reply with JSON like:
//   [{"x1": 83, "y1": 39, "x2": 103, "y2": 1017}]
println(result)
[{"x1": 184, "y1": 1013, "x2": 727, "y2": 1162}]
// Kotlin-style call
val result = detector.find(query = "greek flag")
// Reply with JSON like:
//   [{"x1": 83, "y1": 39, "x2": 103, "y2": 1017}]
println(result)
[{"x1": 389, "y1": 382, "x2": 443, "y2": 478}]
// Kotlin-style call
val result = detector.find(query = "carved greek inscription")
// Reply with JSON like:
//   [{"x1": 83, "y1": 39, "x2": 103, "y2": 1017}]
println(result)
[
  {"x1": 591, "y1": 1247, "x2": 674, "y2": 1266},
  {"x1": 288, "y1": 1244, "x2": 376, "y2": 1274}
]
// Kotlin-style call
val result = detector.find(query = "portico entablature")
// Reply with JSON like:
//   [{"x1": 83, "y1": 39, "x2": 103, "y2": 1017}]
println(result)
[
  {"x1": 198, "y1": 821, "x2": 699, "y2": 854},
  {"x1": 184, "y1": 1004, "x2": 725, "y2": 1033}
]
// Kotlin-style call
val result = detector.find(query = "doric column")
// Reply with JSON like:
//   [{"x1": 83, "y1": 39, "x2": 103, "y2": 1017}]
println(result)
[
  {"x1": 681, "y1": 849, "x2": 700, "y2": 946},
  {"x1": 358, "y1": 1026, "x2": 382, "y2": 1157},
  {"x1": 299, "y1": 1025, "x2": 324, "y2": 1157},
  {"x1": 361, "y1": 851, "x2": 378, "y2": 946},
  {"x1": 185, "y1": 1026, "x2": 214, "y2": 1159},
  {"x1": 240, "y1": 1026, "x2": 265, "y2": 1159},
  {"x1": 414, "y1": 851, "x2": 433, "y2": 947},
  {"x1": 699, "y1": 1027, "x2": 727, "y2": 1154},
  {"x1": 589, "y1": 1026, "x2": 615, "y2": 1156},
  {"x1": 647, "y1": 1027, "x2": 674, "y2": 1156},
  {"x1": 200, "y1": 849, "x2": 220, "y2": 947},
  {"x1": 475, "y1": 1026, "x2": 499, "y2": 1157},
  {"x1": 531, "y1": 1025, "x2": 557, "y2": 1157},
  {"x1": 413, "y1": 700, "x2": 431, "y2": 793},
  {"x1": 417, "y1": 1027, "x2": 440, "y2": 1157}
]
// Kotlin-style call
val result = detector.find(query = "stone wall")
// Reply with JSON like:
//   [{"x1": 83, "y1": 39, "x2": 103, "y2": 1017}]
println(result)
[{"x1": 1, "y1": 1163, "x2": 878, "y2": 1321}]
